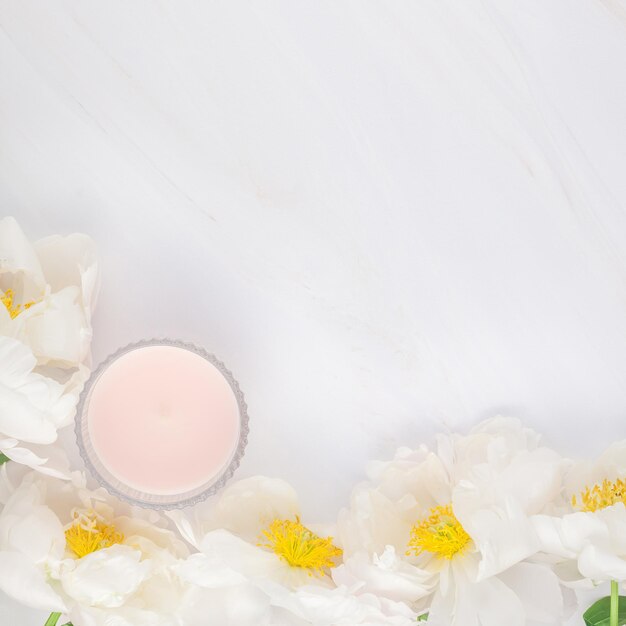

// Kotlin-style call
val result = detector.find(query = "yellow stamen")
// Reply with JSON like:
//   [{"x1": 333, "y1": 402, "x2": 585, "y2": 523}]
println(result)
[
  {"x1": 407, "y1": 504, "x2": 471, "y2": 559},
  {"x1": 259, "y1": 517, "x2": 342, "y2": 575},
  {"x1": 65, "y1": 512, "x2": 124, "y2": 559},
  {"x1": 571, "y1": 478, "x2": 626, "y2": 512},
  {"x1": 1, "y1": 289, "x2": 35, "y2": 319}
]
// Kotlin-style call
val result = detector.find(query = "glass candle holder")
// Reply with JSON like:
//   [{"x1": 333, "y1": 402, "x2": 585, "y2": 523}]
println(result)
[{"x1": 76, "y1": 338, "x2": 249, "y2": 509}]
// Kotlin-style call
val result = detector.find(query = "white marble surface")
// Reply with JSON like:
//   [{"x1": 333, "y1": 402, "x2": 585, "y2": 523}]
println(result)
[{"x1": 2, "y1": 0, "x2": 626, "y2": 623}]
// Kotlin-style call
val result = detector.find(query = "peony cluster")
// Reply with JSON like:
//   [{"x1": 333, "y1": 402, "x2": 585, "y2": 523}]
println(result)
[
  {"x1": 0, "y1": 218, "x2": 624, "y2": 626},
  {"x1": 0, "y1": 217, "x2": 97, "y2": 477}
]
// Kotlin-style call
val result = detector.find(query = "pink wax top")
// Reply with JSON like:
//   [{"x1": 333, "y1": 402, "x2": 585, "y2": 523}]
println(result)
[{"x1": 87, "y1": 344, "x2": 241, "y2": 496}]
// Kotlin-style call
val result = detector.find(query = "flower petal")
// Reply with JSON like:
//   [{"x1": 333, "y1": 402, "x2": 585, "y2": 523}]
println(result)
[
  {"x1": 453, "y1": 445, "x2": 565, "y2": 579},
  {"x1": 199, "y1": 529, "x2": 285, "y2": 581},
  {"x1": 332, "y1": 547, "x2": 432, "y2": 604},
  {"x1": 0, "y1": 501, "x2": 65, "y2": 562},
  {"x1": 176, "y1": 552, "x2": 248, "y2": 588},
  {"x1": 497, "y1": 561, "x2": 566, "y2": 623},
  {"x1": 578, "y1": 544, "x2": 626, "y2": 582},
  {"x1": 211, "y1": 476, "x2": 301, "y2": 541},
  {"x1": 0, "y1": 441, "x2": 72, "y2": 478},
  {"x1": 23, "y1": 287, "x2": 92, "y2": 367},
  {"x1": 0, "y1": 217, "x2": 46, "y2": 295},
  {"x1": 429, "y1": 566, "x2": 524, "y2": 626},
  {"x1": 0, "y1": 337, "x2": 74, "y2": 444},
  {"x1": 264, "y1": 580, "x2": 419, "y2": 625},
  {"x1": 337, "y1": 484, "x2": 413, "y2": 557},
  {"x1": 0, "y1": 550, "x2": 66, "y2": 611},
  {"x1": 34, "y1": 233, "x2": 98, "y2": 315},
  {"x1": 61, "y1": 544, "x2": 151, "y2": 608},
  {"x1": 179, "y1": 583, "x2": 272, "y2": 626}
]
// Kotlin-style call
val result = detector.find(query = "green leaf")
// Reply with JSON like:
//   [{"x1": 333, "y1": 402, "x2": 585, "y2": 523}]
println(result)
[
  {"x1": 0, "y1": 452, "x2": 10, "y2": 465},
  {"x1": 44, "y1": 613, "x2": 62, "y2": 626},
  {"x1": 583, "y1": 595, "x2": 626, "y2": 626},
  {"x1": 417, "y1": 613, "x2": 429, "y2": 622}
]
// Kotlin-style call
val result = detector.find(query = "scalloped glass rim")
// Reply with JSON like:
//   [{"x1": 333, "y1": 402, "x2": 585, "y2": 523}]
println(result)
[{"x1": 75, "y1": 338, "x2": 249, "y2": 510}]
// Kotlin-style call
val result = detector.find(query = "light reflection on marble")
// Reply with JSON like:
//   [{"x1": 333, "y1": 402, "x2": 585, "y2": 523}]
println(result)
[{"x1": 1, "y1": 1, "x2": 625, "y2": 623}]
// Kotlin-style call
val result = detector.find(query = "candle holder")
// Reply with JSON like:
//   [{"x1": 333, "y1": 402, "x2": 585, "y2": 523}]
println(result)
[{"x1": 76, "y1": 338, "x2": 249, "y2": 509}]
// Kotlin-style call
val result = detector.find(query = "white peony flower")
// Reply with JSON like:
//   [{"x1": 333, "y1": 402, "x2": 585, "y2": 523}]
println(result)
[
  {"x1": 170, "y1": 476, "x2": 419, "y2": 625},
  {"x1": 533, "y1": 440, "x2": 626, "y2": 586},
  {"x1": 334, "y1": 417, "x2": 571, "y2": 626},
  {"x1": 0, "y1": 336, "x2": 76, "y2": 476},
  {"x1": 0, "y1": 217, "x2": 98, "y2": 475},
  {"x1": 0, "y1": 467, "x2": 188, "y2": 621},
  {"x1": 0, "y1": 216, "x2": 98, "y2": 371},
  {"x1": 169, "y1": 476, "x2": 343, "y2": 590}
]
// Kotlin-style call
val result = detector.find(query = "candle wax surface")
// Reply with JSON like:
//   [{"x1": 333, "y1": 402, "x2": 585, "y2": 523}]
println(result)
[{"x1": 88, "y1": 345, "x2": 241, "y2": 496}]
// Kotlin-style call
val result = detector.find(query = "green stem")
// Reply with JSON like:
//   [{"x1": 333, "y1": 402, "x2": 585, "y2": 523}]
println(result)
[
  {"x1": 44, "y1": 613, "x2": 61, "y2": 626},
  {"x1": 0, "y1": 452, "x2": 10, "y2": 465},
  {"x1": 611, "y1": 580, "x2": 619, "y2": 626}
]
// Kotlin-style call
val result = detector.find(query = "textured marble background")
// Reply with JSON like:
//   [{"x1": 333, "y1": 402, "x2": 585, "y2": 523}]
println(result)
[{"x1": 2, "y1": 0, "x2": 626, "y2": 623}]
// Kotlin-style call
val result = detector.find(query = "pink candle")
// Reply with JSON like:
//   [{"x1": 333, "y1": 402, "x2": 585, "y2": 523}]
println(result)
[{"x1": 76, "y1": 340, "x2": 248, "y2": 508}]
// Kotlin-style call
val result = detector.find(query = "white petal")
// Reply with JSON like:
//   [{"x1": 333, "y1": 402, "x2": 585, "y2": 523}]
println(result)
[
  {"x1": 180, "y1": 583, "x2": 272, "y2": 626},
  {"x1": 0, "y1": 473, "x2": 44, "y2": 517},
  {"x1": 23, "y1": 470, "x2": 87, "y2": 524},
  {"x1": 265, "y1": 581, "x2": 419, "y2": 625},
  {"x1": 368, "y1": 448, "x2": 450, "y2": 512},
  {"x1": 337, "y1": 485, "x2": 413, "y2": 557},
  {"x1": 578, "y1": 544, "x2": 626, "y2": 582},
  {"x1": 332, "y1": 547, "x2": 432, "y2": 604},
  {"x1": 533, "y1": 512, "x2": 607, "y2": 558},
  {"x1": 596, "y1": 441, "x2": 626, "y2": 477},
  {"x1": 33, "y1": 361, "x2": 90, "y2": 416},
  {"x1": 212, "y1": 476, "x2": 301, "y2": 541},
  {"x1": 0, "y1": 441, "x2": 72, "y2": 478},
  {"x1": 24, "y1": 287, "x2": 92, "y2": 367},
  {"x1": 0, "y1": 337, "x2": 73, "y2": 444},
  {"x1": 176, "y1": 552, "x2": 248, "y2": 588},
  {"x1": 430, "y1": 566, "x2": 524, "y2": 626},
  {"x1": 167, "y1": 476, "x2": 302, "y2": 555},
  {"x1": 532, "y1": 515, "x2": 575, "y2": 558},
  {"x1": 566, "y1": 441, "x2": 626, "y2": 497},
  {"x1": 113, "y1": 515, "x2": 188, "y2": 559},
  {"x1": 0, "y1": 383, "x2": 58, "y2": 443},
  {"x1": 166, "y1": 509, "x2": 201, "y2": 549},
  {"x1": 0, "y1": 503, "x2": 65, "y2": 562},
  {"x1": 0, "y1": 217, "x2": 46, "y2": 295},
  {"x1": 472, "y1": 576, "x2": 525, "y2": 626},
  {"x1": 596, "y1": 503, "x2": 626, "y2": 555},
  {"x1": 552, "y1": 559, "x2": 595, "y2": 589},
  {"x1": 453, "y1": 445, "x2": 565, "y2": 579},
  {"x1": 199, "y1": 529, "x2": 286, "y2": 582},
  {"x1": 0, "y1": 463, "x2": 13, "y2": 505},
  {"x1": 34, "y1": 233, "x2": 98, "y2": 313},
  {"x1": 0, "y1": 550, "x2": 66, "y2": 611},
  {"x1": 468, "y1": 416, "x2": 539, "y2": 450},
  {"x1": 61, "y1": 544, "x2": 150, "y2": 608},
  {"x1": 200, "y1": 528, "x2": 324, "y2": 590},
  {"x1": 0, "y1": 335, "x2": 37, "y2": 386},
  {"x1": 453, "y1": 484, "x2": 538, "y2": 580},
  {"x1": 70, "y1": 605, "x2": 178, "y2": 626},
  {"x1": 497, "y1": 561, "x2": 565, "y2": 623}
]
